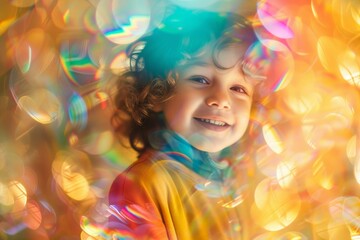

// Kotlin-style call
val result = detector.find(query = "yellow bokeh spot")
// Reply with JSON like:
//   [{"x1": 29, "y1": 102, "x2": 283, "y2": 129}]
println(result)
[
  {"x1": 61, "y1": 172, "x2": 89, "y2": 201},
  {"x1": 262, "y1": 124, "x2": 284, "y2": 154},
  {"x1": 18, "y1": 89, "x2": 61, "y2": 124},
  {"x1": 8, "y1": 181, "x2": 27, "y2": 213},
  {"x1": 252, "y1": 178, "x2": 301, "y2": 231},
  {"x1": 338, "y1": 50, "x2": 360, "y2": 87},
  {"x1": 277, "y1": 160, "x2": 297, "y2": 189},
  {"x1": 347, "y1": 135, "x2": 357, "y2": 164},
  {"x1": 312, "y1": 157, "x2": 334, "y2": 190}
]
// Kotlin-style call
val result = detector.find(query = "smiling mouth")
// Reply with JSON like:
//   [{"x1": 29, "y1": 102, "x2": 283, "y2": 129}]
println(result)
[{"x1": 194, "y1": 117, "x2": 230, "y2": 131}]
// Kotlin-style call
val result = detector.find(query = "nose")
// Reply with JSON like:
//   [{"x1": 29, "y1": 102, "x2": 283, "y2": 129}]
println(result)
[{"x1": 205, "y1": 89, "x2": 231, "y2": 109}]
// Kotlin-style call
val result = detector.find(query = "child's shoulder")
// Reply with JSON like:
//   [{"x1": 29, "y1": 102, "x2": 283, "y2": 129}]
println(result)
[
  {"x1": 116, "y1": 150, "x2": 177, "y2": 179},
  {"x1": 110, "y1": 149, "x2": 197, "y2": 203},
  {"x1": 114, "y1": 149, "x2": 197, "y2": 187}
]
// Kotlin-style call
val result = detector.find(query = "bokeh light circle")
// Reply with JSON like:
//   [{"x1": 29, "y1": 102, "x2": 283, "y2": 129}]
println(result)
[
  {"x1": 252, "y1": 178, "x2": 301, "y2": 231},
  {"x1": 243, "y1": 40, "x2": 294, "y2": 95},
  {"x1": 95, "y1": 0, "x2": 151, "y2": 45}
]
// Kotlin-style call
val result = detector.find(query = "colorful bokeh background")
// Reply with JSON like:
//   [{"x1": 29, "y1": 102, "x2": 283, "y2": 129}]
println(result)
[{"x1": 0, "y1": 0, "x2": 360, "y2": 239}]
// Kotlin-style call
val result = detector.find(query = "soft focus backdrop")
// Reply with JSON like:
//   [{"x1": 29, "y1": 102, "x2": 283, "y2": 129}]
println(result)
[{"x1": 0, "y1": 0, "x2": 360, "y2": 239}]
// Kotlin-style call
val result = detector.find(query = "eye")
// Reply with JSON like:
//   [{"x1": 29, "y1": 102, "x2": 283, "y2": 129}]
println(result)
[
  {"x1": 188, "y1": 76, "x2": 209, "y2": 84},
  {"x1": 230, "y1": 85, "x2": 248, "y2": 95}
]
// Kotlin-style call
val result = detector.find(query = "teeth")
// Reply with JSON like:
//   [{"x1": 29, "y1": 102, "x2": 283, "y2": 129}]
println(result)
[{"x1": 199, "y1": 118, "x2": 226, "y2": 126}]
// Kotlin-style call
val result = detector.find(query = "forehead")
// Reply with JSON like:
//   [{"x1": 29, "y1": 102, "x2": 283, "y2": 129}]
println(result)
[{"x1": 178, "y1": 42, "x2": 251, "y2": 71}]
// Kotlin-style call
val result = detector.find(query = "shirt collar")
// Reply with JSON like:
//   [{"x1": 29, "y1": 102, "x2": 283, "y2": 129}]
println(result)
[{"x1": 148, "y1": 129, "x2": 230, "y2": 181}]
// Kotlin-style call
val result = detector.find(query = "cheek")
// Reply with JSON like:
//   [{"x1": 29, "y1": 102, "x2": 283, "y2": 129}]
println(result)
[
  {"x1": 162, "y1": 99, "x2": 190, "y2": 127},
  {"x1": 234, "y1": 104, "x2": 252, "y2": 126}
]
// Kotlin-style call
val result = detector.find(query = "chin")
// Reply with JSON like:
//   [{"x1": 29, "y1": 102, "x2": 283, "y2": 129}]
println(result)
[
  {"x1": 192, "y1": 143, "x2": 226, "y2": 153},
  {"x1": 187, "y1": 134, "x2": 230, "y2": 153}
]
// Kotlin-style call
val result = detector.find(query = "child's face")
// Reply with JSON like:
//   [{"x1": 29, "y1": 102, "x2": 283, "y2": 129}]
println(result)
[{"x1": 158, "y1": 45, "x2": 255, "y2": 152}]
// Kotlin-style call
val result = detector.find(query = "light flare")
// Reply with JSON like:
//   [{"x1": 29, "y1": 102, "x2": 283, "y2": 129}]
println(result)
[{"x1": 262, "y1": 124, "x2": 284, "y2": 154}]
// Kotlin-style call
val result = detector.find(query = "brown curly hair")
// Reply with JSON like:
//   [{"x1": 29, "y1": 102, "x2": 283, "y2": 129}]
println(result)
[{"x1": 112, "y1": 7, "x2": 257, "y2": 154}]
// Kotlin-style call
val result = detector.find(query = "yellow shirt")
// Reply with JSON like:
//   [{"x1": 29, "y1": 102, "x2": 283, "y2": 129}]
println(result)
[{"x1": 108, "y1": 149, "x2": 253, "y2": 240}]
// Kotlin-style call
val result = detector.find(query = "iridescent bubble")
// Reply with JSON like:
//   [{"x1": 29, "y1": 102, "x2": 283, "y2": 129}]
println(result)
[
  {"x1": 87, "y1": 34, "x2": 129, "y2": 75},
  {"x1": 10, "y1": 66, "x2": 63, "y2": 126},
  {"x1": 15, "y1": 88, "x2": 61, "y2": 125},
  {"x1": 88, "y1": 34, "x2": 129, "y2": 79},
  {"x1": 88, "y1": 33, "x2": 117, "y2": 66},
  {"x1": 68, "y1": 92, "x2": 88, "y2": 131},
  {"x1": 252, "y1": 178, "x2": 301, "y2": 231},
  {"x1": 243, "y1": 40, "x2": 294, "y2": 95},
  {"x1": 257, "y1": 0, "x2": 294, "y2": 39},
  {"x1": 95, "y1": 0, "x2": 151, "y2": 45},
  {"x1": 60, "y1": 38, "x2": 101, "y2": 86},
  {"x1": 15, "y1": 28, "x2": 56, "y2": 79},
  {"x1": 145, "y1": 0, "x2": 167, "y2": 32},
  {"x1": 4, "y1": 6, "x2": 51, "y2": 76}
]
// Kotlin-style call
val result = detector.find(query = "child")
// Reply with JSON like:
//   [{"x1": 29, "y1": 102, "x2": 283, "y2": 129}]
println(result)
[{"x1": 109, "y1": 7, "x2": 262, "y2": 239}]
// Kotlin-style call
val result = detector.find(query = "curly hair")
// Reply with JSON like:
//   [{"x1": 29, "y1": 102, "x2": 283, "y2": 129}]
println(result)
[{"x1": 112, "y1": 7, "x2": 257, "y2": 154}]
